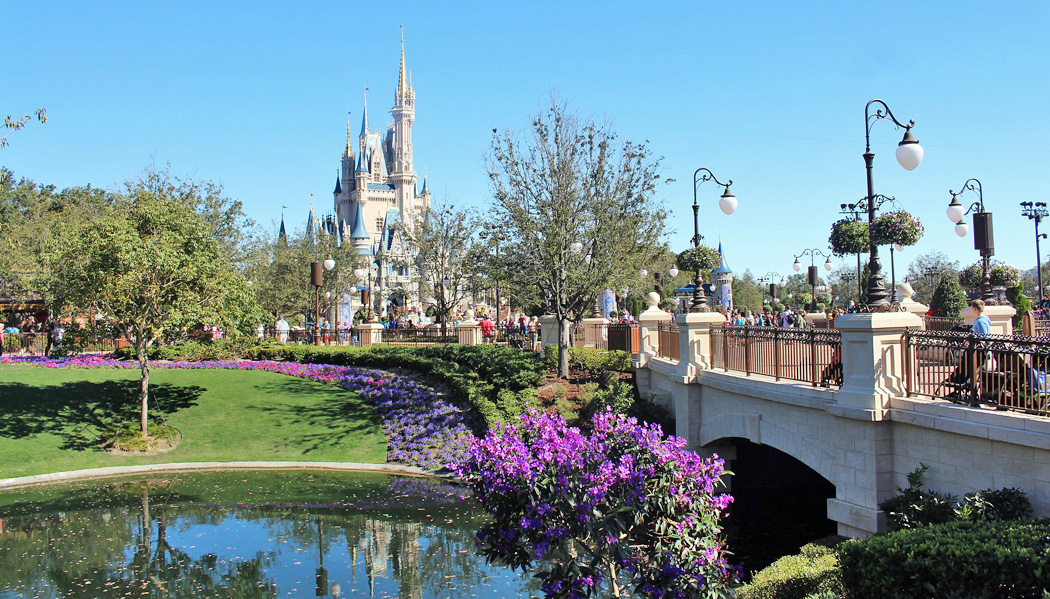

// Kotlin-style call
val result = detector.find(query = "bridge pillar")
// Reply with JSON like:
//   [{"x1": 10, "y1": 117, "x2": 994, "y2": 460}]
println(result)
[
  {"x1": 835, "y1": 312, "x2": 922, "y2": 417},
  {"x1": 539, "y1": 315, "x2": 559, "y2": 349},
  {"x1": 581, "y1": 317, "x2": 609, "y2": 349},
  {"x1": 676, "y1": 311, "x2": 727, "y2": 378},
  {"x1": 636, "y1": 299, "x2": 671, "y2": 365}
]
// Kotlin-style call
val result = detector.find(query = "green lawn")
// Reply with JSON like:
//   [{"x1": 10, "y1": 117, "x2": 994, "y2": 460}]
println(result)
[{"x1": 0, "y1": 365, "x2": 387, "y2": 479}]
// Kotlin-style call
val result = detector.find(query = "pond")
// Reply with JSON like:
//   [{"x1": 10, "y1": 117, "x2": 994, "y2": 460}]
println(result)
[{"x1": 0, "y1": 471, "x2": 536, "y2": 599}]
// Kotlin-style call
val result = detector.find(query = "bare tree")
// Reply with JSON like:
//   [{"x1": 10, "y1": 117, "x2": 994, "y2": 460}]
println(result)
[
  {"x1": 487, "y1": 98, "x2": 667, "y2": 377},
  {"x1": 405, "y1": 202, "x2": 476, "y2": 339}
]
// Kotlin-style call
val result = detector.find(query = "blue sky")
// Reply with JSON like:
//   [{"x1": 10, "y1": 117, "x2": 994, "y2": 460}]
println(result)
[{"x1": 4, "y1": 1, "x2": 1049, "y2": 281}]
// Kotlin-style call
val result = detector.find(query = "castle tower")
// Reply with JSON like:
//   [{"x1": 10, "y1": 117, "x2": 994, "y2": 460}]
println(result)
[
  {"x1": 391, "y1": 31, "x2": 417, "y2": 224},
  {"x1": 710, "y1": 240, "x2": 735, "y2": 311}
]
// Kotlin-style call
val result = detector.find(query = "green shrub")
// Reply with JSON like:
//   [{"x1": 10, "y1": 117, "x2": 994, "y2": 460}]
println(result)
[
  {"x1": 837, "y1": 519, "x2": 1050, "y2": 599},
  {"x1": 878, "y1": 464, "x2": 956, "y2": 530},
  {"x1": 248, "y1": 344, "x2": 545, "y2": 431},
  {"x1": 737, "y1": 539, "x2": 845, "y2": 599},
  {"x1": 112, "y1": 337, "x2": 261, "y2": 361},
  {"x1": 542, "y1": 345, "x2": 631, "y2": 373},
  {"x1": 956, "y1": 487, "x2": 1033, "y2": 522}
]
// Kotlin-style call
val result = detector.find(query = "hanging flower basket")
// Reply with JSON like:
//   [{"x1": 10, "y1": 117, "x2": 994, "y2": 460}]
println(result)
[
  {"x1": 829, "y1": 218, "x2": 869, "y2": 257},
  {"x1": 677, "y1": 245, "x2": 721, "y2": 272},
  {"x1": 870, "y1": 210, "x2": 924, "y2": 247},
  {"x1": 958, "y1": 263, "x2": 984, "y2": 291},
  {"x1": 991, "y1": 264, "x2": 1022, "y2": 288}
]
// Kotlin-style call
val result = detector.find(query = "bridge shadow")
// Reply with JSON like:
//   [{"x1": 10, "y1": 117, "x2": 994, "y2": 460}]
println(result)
[
  {"x1": 248, "y1": 378, "x2": 381, "y2": 454},
  {"x1": 0, "y1": 380, "x2": 202, "y2": 451}
]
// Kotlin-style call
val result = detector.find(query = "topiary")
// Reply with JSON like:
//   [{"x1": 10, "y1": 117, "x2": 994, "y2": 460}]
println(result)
[
  {"x1": 930, "y1": 276, "x2": 968, "y2": 317},
  {"x1": 1007, "y1": 282, "x2": 1032, "y2": 329}
]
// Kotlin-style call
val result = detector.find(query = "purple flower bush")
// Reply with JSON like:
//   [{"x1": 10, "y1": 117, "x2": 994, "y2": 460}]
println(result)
[
  {"x1": 455, "y1": 408, "x2": 736, "y2": 599},
  {"x1": 1, "y1": 356, "x2": 472, "y2": 470},
  {"x1": 828, "y1": 218, "x2": 869, "y2": 257},
  {"x1": 870, "y1": 210, "x2": 924, "y2": 247}
]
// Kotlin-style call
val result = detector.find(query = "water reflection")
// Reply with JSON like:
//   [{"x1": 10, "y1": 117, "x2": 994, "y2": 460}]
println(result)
[{"x1": 0, "y1": 472, "x2": 536, "y2": 599}]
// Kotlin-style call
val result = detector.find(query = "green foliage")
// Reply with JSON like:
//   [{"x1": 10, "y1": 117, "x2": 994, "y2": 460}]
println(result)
[
  {"x1": 828, "y1": 218, "x2": 869, "y2": 257},
  {"x1": 878, "y1": 464, "x2": 957, "y2": 531},
  {"x1": 112, "y1": 338, "x2": 261, "y2": 362},
  {"x1": 737, "y1": 539, "x2": 846, "y2": 599},
  {"x1": 930, "y1": 276, "x2": 968, "y2": 317},
  {"x1": 1008, "y1": 282, "x2": 1032, "y2": 328},
  {"x1": 542, "y1": 345, "x2": 631, "y2": 373},
  {"x1": 956, "y1": 487, "x2": 1033, "y2": 522},
  {"x1": 837, "y1": 519, "x2": 1050, "y2": 599},
  {"x1": 249, "y1": 344, "x2": 546, "y2": 431}
]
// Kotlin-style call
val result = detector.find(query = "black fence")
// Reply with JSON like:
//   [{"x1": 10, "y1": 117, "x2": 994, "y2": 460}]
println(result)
[{"x1": 903, "y1": 329, "x2": 1050, "y2": 416}]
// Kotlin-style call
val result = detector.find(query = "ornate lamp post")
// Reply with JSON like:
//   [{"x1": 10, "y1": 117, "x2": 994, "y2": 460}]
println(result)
[
  {"x1": 689, "y1": 168, "x2": 737, "y2": 312},
  {"x1": 758, "y1": 271, "x2": 784, "y2": 303},
  {"x1": 639, "y1": 266, "x2": 679, "y2": 295},
  {"x1": 1021, "y1": 201, "x2": 1048, "y2": 303},
  {"x1": 946, "y1": 178, "x2": 994, "y2": 302},
  {"x1": 792, "y1": 250, "x2": 833, "y2": 313},
  {"x1": 861, "y1": 99, "x2": 924, "y2": 308},
  {"x1": 310, "y1": 255, "x2": 336, "y2": 345}
]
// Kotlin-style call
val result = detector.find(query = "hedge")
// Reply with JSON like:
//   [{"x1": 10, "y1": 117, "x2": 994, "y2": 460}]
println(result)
[
  {"x1": 247, "y1": 344, "x2": 546, "y2": 431},
  {"x1": 737, "y1": 539, "x2": 845, "y2": 599},
  {"x1": 837, "y1": 519, "x2": 1050, "y2": 599}
]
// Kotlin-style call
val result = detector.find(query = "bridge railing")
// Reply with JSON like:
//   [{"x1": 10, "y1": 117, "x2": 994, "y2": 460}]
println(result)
[
  {"x1": 607, "y1": 323, "x2": 639, "y2": 353},
  {"x1": 380, "y1": 327, "x2": 455, "y2": 345},
  {"x1": 710, "y1": 324, "x2": 843, "y2": 388},
  {"x1": 656, "y1": 322, "x2": 679, "y2": 361},
  {"x1": 903, "y1": 329, "x2": 1050, "y2": 416},
  {"x1": 923, "y1": 316, "x2": 967, "y2": 332}
]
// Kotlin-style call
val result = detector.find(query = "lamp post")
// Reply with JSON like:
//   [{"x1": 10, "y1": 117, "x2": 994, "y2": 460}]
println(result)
[
  {"x1": 1021, "y1": 201, "x2": 1048, "y2": 303},
  {"x1": 689, "y1": 168, "x2": 737, "y2": 312},
  {"x1": 310, "y1": 255, "x2": 336, "y2": 345},
  {"x1": 353, "y1": 266, "x2": 374, "y2": 323},
  {"x1": 758, "y1": 271, "x2": 784, "y2": 304},
  {"x1": 479, "y1": 226, "x2": 505, "y2": 320},
  {"x1": 640, "y1": 266, "x2": 679, "y2": 296},
  {"x1": 840, "y1": 271, "x2": 857, "y2": 306},
  {"x1": 946, "y1": 178, "x2": 994, "y2": 302},
  {"x1": 861, "y1": 99, "x2": 924, "y2": 308},
  {"x1": 792, "y1": 250, "x2": 833, "y2": 313}
]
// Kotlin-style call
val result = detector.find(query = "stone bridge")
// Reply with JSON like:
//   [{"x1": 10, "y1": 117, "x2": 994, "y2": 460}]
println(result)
[{"x1": 618, "y1": 303, "x2": 1050, "y2": 538}]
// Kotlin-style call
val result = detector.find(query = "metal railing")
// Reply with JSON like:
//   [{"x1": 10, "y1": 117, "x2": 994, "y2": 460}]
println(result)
[
  {"x1": 923, "y1": 316, "x2": 966, "y2": 332},
  {"x1": 607, "y1": 323, "x2": 639, "y2": 354},
  {"x1": 264, "y1": 328, "x2": 363, "y2": 346},
  {"x1": 1021, "y1": 312, "x2": 1050, "y2": 338},
  {"x1": 903, "y1": 329, "x2": 1050, "y2": 416},
  {"x1": 710, "y1": 325, "x2": 843, "y2": 388},
  {"x1": 655, "y1": 322, "x2": 680, "y2": 361},
  {"x1": 381, "y1": 327, "x2": 455, "y2": 345},
  {"x1": 2, "y1": 333, "x2": 123, "y2": 356}
]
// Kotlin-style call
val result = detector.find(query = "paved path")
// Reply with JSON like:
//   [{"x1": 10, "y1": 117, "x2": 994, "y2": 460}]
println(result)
[{"x1": 0, "y1": 461, "x2": 455, "y2": 490}]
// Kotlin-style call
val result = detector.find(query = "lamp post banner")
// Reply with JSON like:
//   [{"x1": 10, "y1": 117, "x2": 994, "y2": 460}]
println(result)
[
  {"x1": 602, "y1": 289, "x2": 617, "y2": 319},
  {"x1": 340, "y1": 294, "x2": 354, "y2": 324}
]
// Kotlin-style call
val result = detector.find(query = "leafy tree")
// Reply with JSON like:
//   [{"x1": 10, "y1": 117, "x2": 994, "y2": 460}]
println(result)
[
  {"x1": 930, "y1": 275, "x2": 967, "y2": 318},
  {"x1": 487, "y1": 98, "x2": 667, "y2": 377},
  {"x1": 405, "y1": 202, "x2": 476, "y2": 338},
  {"x1": 904, "y1": 251, "x2": 960, "y2": 306},
  {"x1": 45, "y1": 187, "x2": 258, "y2": 437},
  {"x1": 457, "y1": 409, "x2": 736, "y2": 599},
  {"x1": 0, "y1": 171, "x2": 111, "y2": 304},
  {"x1": 731, "y1": 270, "x2": 764, "y2": 314}
]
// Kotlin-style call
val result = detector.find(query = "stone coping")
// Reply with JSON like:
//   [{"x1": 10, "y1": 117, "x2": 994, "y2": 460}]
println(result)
[{"x1": 0, "y1": 461, "x2": 458, "y2": 491}]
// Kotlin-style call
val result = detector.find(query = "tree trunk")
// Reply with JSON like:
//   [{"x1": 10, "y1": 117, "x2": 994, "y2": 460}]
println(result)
[
  {"x1": 138, "y1": 345, "x2": 150, "y2": 437},
  {"x1": 558, "y1": 318, "x2": 571, "y2": 378}
]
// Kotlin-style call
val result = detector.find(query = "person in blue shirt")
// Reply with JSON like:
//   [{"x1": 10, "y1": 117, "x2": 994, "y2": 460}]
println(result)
[{"x1": 971, "y1": 299, "x2": 992, "y2": 335}]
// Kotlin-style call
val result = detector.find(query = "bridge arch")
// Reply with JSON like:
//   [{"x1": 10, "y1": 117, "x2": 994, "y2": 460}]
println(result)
[{"x1": 698, "y1": 413, "x2": 840, "y2": 489}]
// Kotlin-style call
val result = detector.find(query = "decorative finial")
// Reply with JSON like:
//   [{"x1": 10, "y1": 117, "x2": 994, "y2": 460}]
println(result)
[{"x1": 397, "y1": 26, "x2": 407, "y2": 98}]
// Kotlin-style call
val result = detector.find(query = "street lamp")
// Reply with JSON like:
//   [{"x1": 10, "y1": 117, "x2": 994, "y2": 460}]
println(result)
[
  {"x1": 690, "y1": 167, "x2": 737, "y2": 312},
  {"x1": 479, "y1": 226, "x2": 506, "y2": 320},
  {"x1": 946, "y1": 178, "x2": 994, "y2": 302},
  {"x1": 758, "y1": 271, "x2": 783, "y2": 303},
  {"x1": 861, "y1": 99, "x2": 923, "y2": 308},
  {"x1": 1021, "y1": 201, "x2": 1049, "y2": 303},
  {"x1": 792, "y1": 249, "x2": 832, "y2": 313},
  {"x1": 310, "y1": 255, "x2": 336, "y2": 345},
  {"x1": 640, "y1": 266, "x2": 679, "y2": 295}
]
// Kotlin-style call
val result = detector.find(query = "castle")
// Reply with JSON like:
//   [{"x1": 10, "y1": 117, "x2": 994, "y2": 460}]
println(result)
[{"x1": 294, "y1": 34, "x2": 432, "y2": 317}]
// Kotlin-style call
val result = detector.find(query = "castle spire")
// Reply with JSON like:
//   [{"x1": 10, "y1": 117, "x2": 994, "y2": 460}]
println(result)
[
  {"x1": 397, "y1": 26, "x2": 407, "y2": 98},
  {"x1": 360, "y1": 89, "x2": 369, "y2": 136}
]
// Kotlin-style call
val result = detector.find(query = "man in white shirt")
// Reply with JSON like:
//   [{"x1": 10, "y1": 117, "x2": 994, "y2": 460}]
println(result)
[{"x1": 275, "y1": 315, "x2": 290, "y2": 343}]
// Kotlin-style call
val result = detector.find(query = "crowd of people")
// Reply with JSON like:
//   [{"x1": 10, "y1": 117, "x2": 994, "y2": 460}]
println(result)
[{"x1": 1, "y1": 314, "x2": 65, "y2": 357}]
